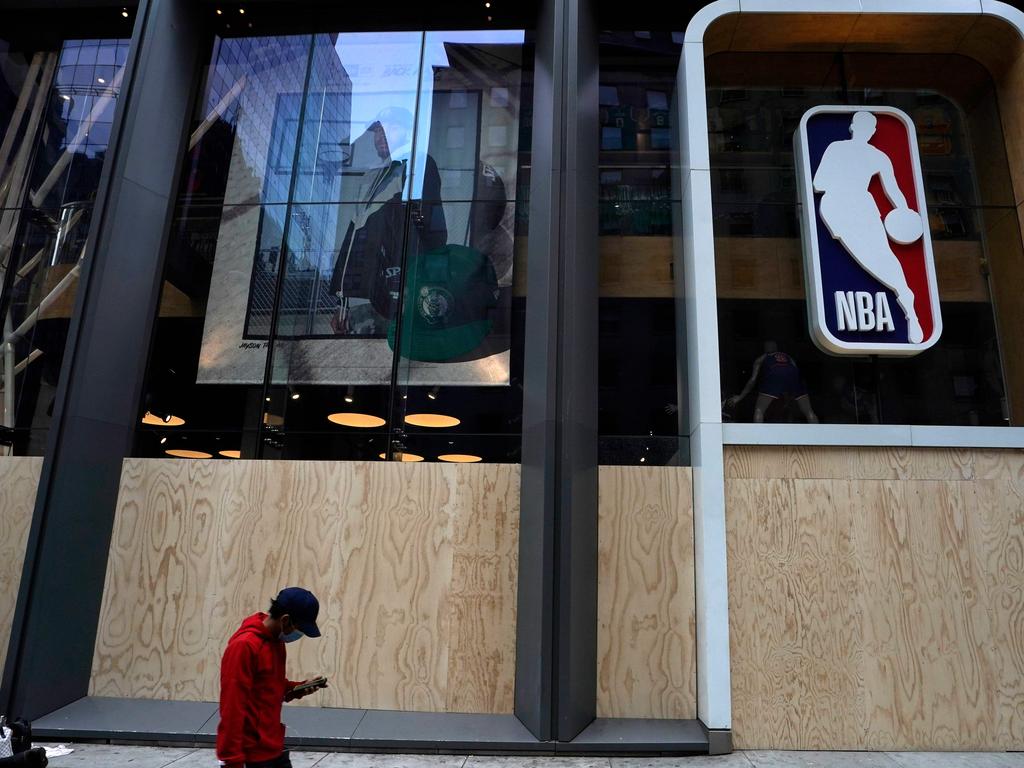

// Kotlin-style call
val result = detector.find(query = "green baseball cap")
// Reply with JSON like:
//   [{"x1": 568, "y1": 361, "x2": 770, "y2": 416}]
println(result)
[{"x1": 388, "y1": 244, "x2": 498, "y2": 363}]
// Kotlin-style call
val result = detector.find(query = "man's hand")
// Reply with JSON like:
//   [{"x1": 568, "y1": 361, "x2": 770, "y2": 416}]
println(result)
[{"x1": 285, "y1": 678, "x2": 328, "y2": 702}]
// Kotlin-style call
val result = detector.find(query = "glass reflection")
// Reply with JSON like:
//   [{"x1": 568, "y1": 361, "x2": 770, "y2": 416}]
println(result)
[
  {"x1": 140, "y1": 29, "x2": 531, "y2": 462},
  {"x1": 596, "y1": 31, "x2": 689, "y2": 467},
  {"x1": 1, "y1": 37, "x2": 127, "y2": 455}
]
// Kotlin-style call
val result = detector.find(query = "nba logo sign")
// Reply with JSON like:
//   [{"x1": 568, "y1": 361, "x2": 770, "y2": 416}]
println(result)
[{"x1": 795, "y1": 106, "x2": 942, "y2": 356}]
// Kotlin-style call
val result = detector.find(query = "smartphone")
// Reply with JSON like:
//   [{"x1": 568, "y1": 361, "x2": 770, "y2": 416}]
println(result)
[{"x1": 291, "y1": 677, "x2": 328, "y2": 695}]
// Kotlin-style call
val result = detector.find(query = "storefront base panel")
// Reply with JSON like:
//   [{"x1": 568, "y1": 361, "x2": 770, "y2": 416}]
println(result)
[
  {"x1": 0, "y1": 455, "x2": 43, "y2": 674},
  {"x1": 726, "y1": 445, "x2": 1024, "y2": 750},
  {"x1": 32, "y1": 696, "x2": 710, "y2": 754},
  {"x1": 597, "y1": 465, "x2": 697, "y2": 720},
  {"x1": 89, "y1": 459, "x2": 521, "y2": 714}
]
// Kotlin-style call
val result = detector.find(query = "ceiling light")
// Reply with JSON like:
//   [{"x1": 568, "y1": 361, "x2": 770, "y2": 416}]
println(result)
[
  {"x1": 97, "y1": 77, "x2": 106, "y2": 84},
  {"x1": 216, "y1": 8, "x2": 223, "y2": 14},
  {"x1": 328, "y1": 413, "x2": 386, "y2": 428},
  {"x1": 142, "y1": 411, "x2": 185, "y2": 426},
  {"x1": 485, "y1": 2, "x2": 491, "y2": 6},
  {"x1": 219, "y1": 450, "x2": 242, "y2": 459},
  {"x1": 405, "y1": 413, "x2": 460, "y2": 428},
  {"x1": 427, "y1": 386, "x2": 440, "y2": 401},
  {"x1": 379, "y1": 452, "x2": 424, "y2": 462},
  {"x1": 238, "y1": 7, "x2": 245, "y2": 13},
  {"x1": 121, "y1": 8, "x2": 129, "y2": 17},
  {"x1": 438, "y1": 454, "x2": 482, "y2": 463},
  {"x1": 344, "y1": 385, "x2": 355, "y2": 404},
  {"x1": 291, "y1": 392, "x2": 300, "y2": 400},
  {"x1": 159, "y1": 436, "x2": 167, "y2": 445},
  {"x1": 60, "y1": 94, "x2": 71, "y2": 100},
  {"x1": 640, "y1": 456, "x2": 646, "y2": 463},
  {"x1": 166, "y1": 449, "x2": 213, "y2": 459}
]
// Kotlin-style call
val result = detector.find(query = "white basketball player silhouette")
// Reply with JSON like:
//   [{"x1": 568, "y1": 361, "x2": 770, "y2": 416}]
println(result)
[{"x1": 812, "y1": 110, "x2": 925, "y2": 343}]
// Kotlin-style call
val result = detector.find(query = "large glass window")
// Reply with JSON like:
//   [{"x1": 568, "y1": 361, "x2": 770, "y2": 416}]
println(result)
[
  {"x1": 0, "y1": 11, "x2": 133, "y2": 455},
  {"x1": 138, "y1": 25, "x2": 531, "y2": 462},
  {"x1": 597, "y1": 31, "x2": 688, "y2": 466},
  {"x1": 709, "y1": 52, "x2": 1021, "y2": 427}
]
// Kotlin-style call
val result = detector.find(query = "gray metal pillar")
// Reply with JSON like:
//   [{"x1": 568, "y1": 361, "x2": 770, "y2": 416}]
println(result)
[
  {"x1": 515, "y1": 0, "x2": 599, "y2": 743},
  {"x1": 1, "y1": 0, "x2": 202, "y2": 719}
]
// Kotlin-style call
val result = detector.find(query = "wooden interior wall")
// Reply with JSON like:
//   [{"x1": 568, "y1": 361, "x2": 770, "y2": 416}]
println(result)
[
  {"x1": 90, "y1": 459, "x2": 520, "y2": 714},
  {"x1": 0, "y1": 456, "x2": 43, "y2": 673},
  {"x1": 726, "y1": 445, "x2": 1024, "y2": 751},
  {"x1": 596, "y1": 465, "x2": 696, "y2": 719}
]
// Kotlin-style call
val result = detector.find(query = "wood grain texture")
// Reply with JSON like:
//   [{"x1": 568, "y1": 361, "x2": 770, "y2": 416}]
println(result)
[
  {"x1": 0, "y1": 457, "x2": 43, "y2": 673},
  {"x1": 724, "y1": 445, "x2": 974, "y2": 481},
  {"x1": 727, "y1": 446, "x2": 1024, "y2": 750},
  {"x1": 597, "y1": 465, "x2": 696, "y2": 719},
  {"x1": 90, "y1": 459, "x2": 519, "y2": 714}
]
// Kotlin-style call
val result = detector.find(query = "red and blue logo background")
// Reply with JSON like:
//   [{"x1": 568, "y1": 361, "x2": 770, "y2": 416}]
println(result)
[{"x1": 803, "y1": 110, "x2": 937, "y2": 347}]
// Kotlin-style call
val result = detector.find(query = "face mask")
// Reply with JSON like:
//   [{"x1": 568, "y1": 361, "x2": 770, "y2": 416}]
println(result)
[{"x1": 280, "y1": 629, "x2": 303, "y2": 644}]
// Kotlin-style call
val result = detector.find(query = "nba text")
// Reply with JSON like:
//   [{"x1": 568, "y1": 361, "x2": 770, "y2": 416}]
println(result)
[{"x1": 834, "y1": 290, "x2": 895, "y2": 333}]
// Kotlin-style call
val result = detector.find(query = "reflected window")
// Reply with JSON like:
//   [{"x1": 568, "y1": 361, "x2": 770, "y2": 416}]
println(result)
[
  {"x1": 0, "y1": 35, "x2": 129, "y2": 455},
  {"x1": 597, "y1": 32, "x2": 688, "y2": 467},
  {"x1": 139, "y1": 29, "x2": 531, "y2": 462}
]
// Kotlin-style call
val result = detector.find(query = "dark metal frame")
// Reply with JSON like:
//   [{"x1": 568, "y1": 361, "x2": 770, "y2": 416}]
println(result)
[{"x1": 514, "y1": 0, "x2": 600, "y2": 742}]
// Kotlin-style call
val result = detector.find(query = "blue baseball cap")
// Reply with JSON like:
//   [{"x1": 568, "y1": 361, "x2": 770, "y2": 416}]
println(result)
[{"x1": 275, "y1": 587, "x2": 321, "y2": 638}]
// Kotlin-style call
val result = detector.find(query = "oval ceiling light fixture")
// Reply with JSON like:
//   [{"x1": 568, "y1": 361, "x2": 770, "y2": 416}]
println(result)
[
  {"x1": 328, "y1": 413, "x2": 386, "y2": 428},
  {"x1": 378, "y1": 452, "x2": 424, "y2": 462},
  {"x1": 218, "y1": 450, "x2": 242, "y2": 459},
  {"x1": 438, "y1": 454, "x2": 482, "y2": 463},
  {"x1": 404, "y1": 413, "x2": 460, "y2": 428},
  {"x1": 142, "y1": 411, "x2": 185, "y2": 426},
  {"x1": 165, "y1": 449, "x2": 212, "y2": 459}
]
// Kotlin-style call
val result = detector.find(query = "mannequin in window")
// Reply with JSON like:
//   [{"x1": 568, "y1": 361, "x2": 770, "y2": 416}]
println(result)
[
  {"x1": 726, "y1": 341, "x2": 819, "y2": 423},
  {"x1": 329, "y1": 106, "x2": 447, "y2": 335}
]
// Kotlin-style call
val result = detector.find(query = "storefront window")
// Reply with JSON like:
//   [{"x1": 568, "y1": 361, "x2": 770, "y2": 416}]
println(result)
[
  {"x1": 0, "y1": 24, "x2": 131, "y2": 455},
  {"x1": 138, "y1": 27, "x2": 531, "y2": 462},
  {"x1": 710, "y1": 52, "x2": 1020, "y2": 427},
  {"x1": 597, "y1": 31, "x2": 688, "y2": 465}
]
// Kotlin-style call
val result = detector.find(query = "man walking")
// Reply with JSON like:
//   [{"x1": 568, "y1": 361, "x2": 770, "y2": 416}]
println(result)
[{"x1": 217, "y1": 587, "x2": 326, "y2": 768}]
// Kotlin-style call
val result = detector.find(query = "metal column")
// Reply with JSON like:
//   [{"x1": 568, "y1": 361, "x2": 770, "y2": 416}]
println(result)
[
  {"x1": 515, "y1": 0, "x2": 599, "y2": 743},
  {"x1": 1, "y1": 0, "x2": 202, "y2": 719}
]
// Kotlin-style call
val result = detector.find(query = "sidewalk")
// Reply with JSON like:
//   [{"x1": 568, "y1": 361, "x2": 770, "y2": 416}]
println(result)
[{"x1": 38, "y1": 744, "x2": 1024, "y2": 768}]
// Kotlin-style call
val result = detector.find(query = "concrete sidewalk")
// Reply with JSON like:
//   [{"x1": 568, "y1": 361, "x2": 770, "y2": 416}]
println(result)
[{"x1": 37, "y1": 744, "x2": 1024, "y2": 768}]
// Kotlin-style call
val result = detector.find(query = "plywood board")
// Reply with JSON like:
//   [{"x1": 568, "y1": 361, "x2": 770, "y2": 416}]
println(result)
[
  {"x1": 90, "y1": 459, "x2": 519, "y2": 714},
  {"x1": 0, "y1": 456, "x2": 43, "y2": 673},
  {"x1": 724, "y1": 445, "x2": 974, "y2": 481},
  {"x1": 728, "y1": 446, "x2": 1024, "y2": 750},
  {"x1": 597, "y1": 465, "x2": 697, "y2": 719}
]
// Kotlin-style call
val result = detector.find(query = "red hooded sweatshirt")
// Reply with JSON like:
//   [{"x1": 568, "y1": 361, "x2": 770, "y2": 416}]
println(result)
[{"x1": 216, "y1": 613, "x2": 299, "y2": 767}]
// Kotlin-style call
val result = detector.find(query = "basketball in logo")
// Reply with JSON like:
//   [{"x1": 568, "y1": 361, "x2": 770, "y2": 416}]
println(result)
[{"x1": 794, "y1": 105, "x2": 942, "y2": 356}]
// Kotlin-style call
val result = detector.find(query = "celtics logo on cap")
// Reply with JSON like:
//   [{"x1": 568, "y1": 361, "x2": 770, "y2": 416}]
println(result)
[{"x1": 418, "y1": 285, "x2": 455, "y2": 327}]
